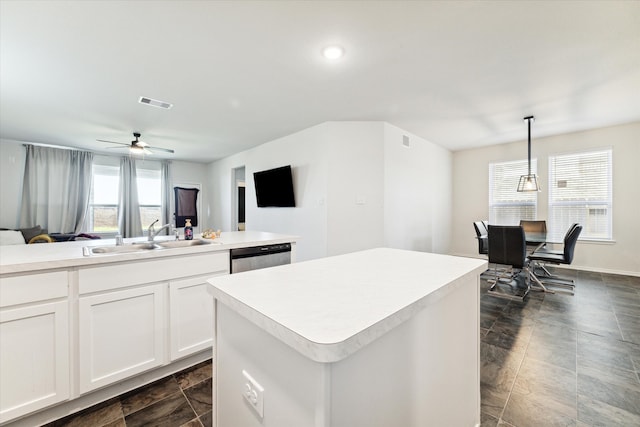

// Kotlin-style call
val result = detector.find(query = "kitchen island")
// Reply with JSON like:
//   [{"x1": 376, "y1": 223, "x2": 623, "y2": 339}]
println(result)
[
  {"x1": 0, "y1": 231, "x2": 297, "y2": 426},
  {"x1": 208, "y1": 248, "x2": 487, "y2": 427}
]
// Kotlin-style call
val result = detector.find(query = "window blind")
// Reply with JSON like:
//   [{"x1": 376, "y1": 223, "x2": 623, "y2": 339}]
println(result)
[
  {"x1": 548, "y1": 149, "x2": 612, "y2": 241},
  {"x1": 489, "y1": 159, "x2": 537, "y2": 225}
]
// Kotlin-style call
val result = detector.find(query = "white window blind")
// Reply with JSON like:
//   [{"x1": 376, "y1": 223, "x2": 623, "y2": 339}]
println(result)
[
  {"x1": 489, "y1": 159, "x2": 537, "y2": 225},
  {"x1": 548, "y1": 149, "x2": 612, "y2": 241}
]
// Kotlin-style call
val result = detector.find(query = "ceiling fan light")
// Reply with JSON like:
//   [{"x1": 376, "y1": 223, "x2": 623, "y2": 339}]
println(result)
[{"x1": 129, "y1": 145, "x2": 148, "y2": 155}]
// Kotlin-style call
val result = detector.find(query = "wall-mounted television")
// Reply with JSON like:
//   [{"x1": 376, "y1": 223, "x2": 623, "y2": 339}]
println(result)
[{"x1": 253, "y1": 165, "x2": 296, "y2": 208}]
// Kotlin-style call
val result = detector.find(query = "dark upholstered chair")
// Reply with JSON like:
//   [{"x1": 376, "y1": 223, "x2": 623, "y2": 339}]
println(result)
[
  {"x1": 473, "y1": 221, "x2": 488, "y2": 255},
  {"x1": 519, "y1": 220, "x2": 547, "y2": 234},
  {"x1": 520, "y1": 220, "x2": 547, "y2": 250},
  {"x1": 487, "y1": 225, "x2": 530, "y2": 299},
  {"x1": 528, "y1": 224, "x2": 582, "y2": 292}
]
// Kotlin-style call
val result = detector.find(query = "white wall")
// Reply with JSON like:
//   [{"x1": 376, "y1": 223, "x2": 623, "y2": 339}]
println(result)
[
  {"x1": 207, "y1": 123, "x2": 330, "y2": 262},
  {"x1": 326, "y1": 122, "x2": 385, "y2": 256},
  {"x1": 383, "y1": 124, "x2": 453, "y2": 254},
  {"x1": 0, "y1": 140, "x2": 26, "y2": 229},
  {"x1": 451, "y1": 121, "x2": 640, "y2": 276},
  {"x1": 206, "y1": 121, "x2": 453, "y2": 262}
]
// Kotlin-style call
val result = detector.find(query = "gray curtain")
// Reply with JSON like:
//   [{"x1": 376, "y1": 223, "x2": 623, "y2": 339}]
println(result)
[
  {"x1": 117, "y1": 156, "x2": 142, "y2": 237},
  {"x1": 20, "y1": 145, "x2": 93, "y2": 233},
  {"x1": 161, "y1": 160, "x2": 172, "y2": 234}
]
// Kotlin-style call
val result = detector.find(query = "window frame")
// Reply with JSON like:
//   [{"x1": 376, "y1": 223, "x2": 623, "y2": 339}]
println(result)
[
  {"x1": 84, "y1": 159, "x2": 164, "y2": 236},
  {"x1": 547, "y1": 148, "x2": 613, "y2": 242},
  {"x1": 86, "y1": 163, "x2": 120, "y2": 236},
  {"x1": 488, "y1": 159, "x2": 538, "y2": 225}
]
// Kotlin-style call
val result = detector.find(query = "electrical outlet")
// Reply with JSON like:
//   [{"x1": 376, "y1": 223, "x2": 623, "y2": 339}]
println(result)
[{"x1": 242, "y1": 370, "x2": 264, "y2": 418}]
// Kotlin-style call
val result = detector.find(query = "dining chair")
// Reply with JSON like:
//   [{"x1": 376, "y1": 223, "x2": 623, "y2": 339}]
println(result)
[
  {"x1": 473, "y1": 221, "x2": 488, "y2": 255},
  {"x1": 528, "y1": 224, "x2": 582, "y2": 292},
  {"x1": 487, "y1": 225, "x2": 530, "y2": 300},
  {"x1": 519, "y1": 220, "x2": 547, "y2": 234}
]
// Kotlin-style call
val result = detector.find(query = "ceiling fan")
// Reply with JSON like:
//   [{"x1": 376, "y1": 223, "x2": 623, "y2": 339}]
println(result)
[{"x1": 97, "y1": 132, "x2": 175, "y2": 154}]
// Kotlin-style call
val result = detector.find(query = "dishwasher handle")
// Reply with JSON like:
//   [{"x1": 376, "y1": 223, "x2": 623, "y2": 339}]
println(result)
[{"x1": 230, "y1": 243, "x2": 291, "y2": 259}]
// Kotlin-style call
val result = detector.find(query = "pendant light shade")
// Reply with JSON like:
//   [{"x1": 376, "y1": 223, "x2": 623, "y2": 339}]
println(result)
[{"x1": 517, "y1": 116, "x2": 541, "y2": 192}]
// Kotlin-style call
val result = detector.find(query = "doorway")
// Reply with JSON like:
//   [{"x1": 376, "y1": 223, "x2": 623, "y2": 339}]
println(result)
[{"x1": 232, "y1": 167, "x2": 245, "y2": 231}]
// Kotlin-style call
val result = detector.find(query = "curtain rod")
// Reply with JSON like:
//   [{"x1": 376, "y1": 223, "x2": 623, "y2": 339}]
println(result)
[{"x1": 20, "y1": 142, "x2": 171, "y2": 163}]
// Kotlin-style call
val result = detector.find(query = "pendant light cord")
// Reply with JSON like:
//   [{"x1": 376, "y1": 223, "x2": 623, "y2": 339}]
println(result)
[{"x1": 524, "y1": 116, "x2": 535, "y2": 175}]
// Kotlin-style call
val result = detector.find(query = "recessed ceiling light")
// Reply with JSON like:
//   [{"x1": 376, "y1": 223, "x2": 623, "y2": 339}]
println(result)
[
  {"x1": 322, "y1": 45, "x2": 345, "y2": 60},
  {"x1": 138, "y1": 96, "x2": 173, "y2": 109}
]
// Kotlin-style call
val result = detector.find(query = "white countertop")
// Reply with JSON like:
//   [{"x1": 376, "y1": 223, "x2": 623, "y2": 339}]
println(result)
[
  {"x1": 208, "y1": 248, "x2": 487, "y2": 363},
  {"x1": 0, "y1": 231, "x2": 298, "y2": 275}
]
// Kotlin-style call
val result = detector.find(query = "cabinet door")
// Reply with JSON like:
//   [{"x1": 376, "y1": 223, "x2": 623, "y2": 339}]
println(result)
[
  {"x1": 79, "y1": 284, "x2": 166, "y2": 394},
  {"x1": 169, "y1": 273, "x2": 220, "y2": 360},
  {"x1": 0, "y1": 301, "x2": 69, "y2": 423}
]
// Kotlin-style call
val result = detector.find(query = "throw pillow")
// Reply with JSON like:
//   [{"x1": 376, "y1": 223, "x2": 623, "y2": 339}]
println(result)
[{"x1": 0, "y1": 230, "x2": 27, "y2": 246}]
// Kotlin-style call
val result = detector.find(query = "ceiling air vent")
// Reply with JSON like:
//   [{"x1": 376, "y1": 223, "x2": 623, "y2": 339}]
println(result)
[{"x1": 138, "y1": 96, "x2": 173, "y2": 109}]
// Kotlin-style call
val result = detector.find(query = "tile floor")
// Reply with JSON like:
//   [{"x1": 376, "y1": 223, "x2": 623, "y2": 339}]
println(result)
[
  {"x1": 43, "y1": 268, "x2": 639, "y2": 427},
  {"x1": 44, "y1": 360, "x2": 213, "y2": 427},
  {"x1": 480, "y1": 268, "x2": 640, "y2": 426}
]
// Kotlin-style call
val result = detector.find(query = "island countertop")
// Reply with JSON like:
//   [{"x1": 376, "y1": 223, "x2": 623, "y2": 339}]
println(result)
[
  {"x1": 208, "y1": 248, "x2": 487, "y2": 363},
  {"x1": 0, "y1": 231, "x2": 298, "y2": 274}
]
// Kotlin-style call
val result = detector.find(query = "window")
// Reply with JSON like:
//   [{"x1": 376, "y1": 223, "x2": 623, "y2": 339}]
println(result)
[
  {"x1": 137, "y1": 168, "x2": 162, "y2": 230},
  {"x1": 548, "y1": 149, "x2": 612, "y2": 241},
  {"x1": 87, "y1": 164, "x2": 119, "y2": 233},
  {"x1": 86, "y1": 162, "x2": 162, "y2": 234},
  {"x1": 489, "y1": 159, "x2": 537, "y2": 225}
]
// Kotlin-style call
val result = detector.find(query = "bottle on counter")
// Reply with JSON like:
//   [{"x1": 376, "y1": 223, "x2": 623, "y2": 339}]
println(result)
[{"x1": 184, "y1": 219, "x2": 193, "y2": 240}]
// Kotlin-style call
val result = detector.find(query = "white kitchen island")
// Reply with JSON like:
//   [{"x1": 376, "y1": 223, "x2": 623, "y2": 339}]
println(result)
[{"x1": 208, "y1": 248, "x2": 487, "y2": 427}]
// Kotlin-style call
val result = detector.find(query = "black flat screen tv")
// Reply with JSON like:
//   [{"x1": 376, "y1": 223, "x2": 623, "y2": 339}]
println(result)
[{"x1": 254, "y1": 165, "x2": 296, "y2": 207}]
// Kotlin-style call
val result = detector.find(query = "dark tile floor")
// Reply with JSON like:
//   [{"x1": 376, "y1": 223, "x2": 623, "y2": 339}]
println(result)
[
  {"x1": 42, "y1": 268, "x2": 639, "y2": 427},
  {"x1": 45, "y1": 360, "x2": 213, "y2": 427},
  {"x1": 480, "y1": 268, "x2": 640, "y2": 427}
]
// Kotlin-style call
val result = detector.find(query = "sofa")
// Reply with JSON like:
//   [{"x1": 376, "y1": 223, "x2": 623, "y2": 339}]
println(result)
[{"x1": 0, "y1": 225, "x2": 101, "y2": 245}]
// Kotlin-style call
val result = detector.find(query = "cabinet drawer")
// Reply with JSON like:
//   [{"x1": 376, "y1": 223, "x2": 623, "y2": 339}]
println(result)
[
  {"x1": 0, "y1": 271, "x2": 68, "y2": 307},
  {"x1": 79, "y1": 251, "x2": 229, "y2": 294}
]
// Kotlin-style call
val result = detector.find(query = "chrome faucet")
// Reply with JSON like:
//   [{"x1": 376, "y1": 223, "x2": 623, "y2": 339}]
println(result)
[{"x1": 148, "y1": 219, "x2": 172, "y2": 242}]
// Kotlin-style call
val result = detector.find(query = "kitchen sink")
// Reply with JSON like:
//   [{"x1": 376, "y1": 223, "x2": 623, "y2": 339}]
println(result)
[
  {"x1": 155, "y1": 239, "x2": 214, "y2": 249},
  {"x1": 89, "y1": 242, "x2": 158, "y2": 254}
]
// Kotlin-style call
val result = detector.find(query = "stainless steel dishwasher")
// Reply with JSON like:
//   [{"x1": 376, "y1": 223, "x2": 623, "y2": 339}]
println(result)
[{"x1": 230, "y1": 243, "x2": 292, "y2": 273}]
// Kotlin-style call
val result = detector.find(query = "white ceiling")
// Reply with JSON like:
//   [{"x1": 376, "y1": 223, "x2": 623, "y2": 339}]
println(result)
[{"x1": 1, "y1": 1, "x2": 639, "y2": 163}]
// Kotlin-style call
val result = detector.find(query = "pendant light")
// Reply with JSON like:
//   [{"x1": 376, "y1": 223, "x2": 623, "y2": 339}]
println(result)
[{"x1": 517, "y1": 116, "x2": 541, "y2": 192}]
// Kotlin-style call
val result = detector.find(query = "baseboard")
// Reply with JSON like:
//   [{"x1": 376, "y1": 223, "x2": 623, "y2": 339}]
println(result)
[
  {"x1": 552, "y1": 263, "x2": 640, "y2": 278},
  {"x1": 450, "y1": 252, "x2": 639, "y2": 278}
]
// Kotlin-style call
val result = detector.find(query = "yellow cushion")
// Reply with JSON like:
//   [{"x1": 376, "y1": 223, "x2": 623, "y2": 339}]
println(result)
[{"x1": 28, "y1": 234, "x2": 54, "y2": 244}]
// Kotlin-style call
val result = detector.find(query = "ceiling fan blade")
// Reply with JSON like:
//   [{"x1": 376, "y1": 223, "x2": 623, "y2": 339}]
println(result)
[
  {"x1": 137, "y1": 140, "x2": 149, "y2": 147},
  {"x1": 147, "y1": 146, "x2": 175, "y2": 153},
  {"x1": 97, "y1": 139, "x2": 129, "y2": 146}
]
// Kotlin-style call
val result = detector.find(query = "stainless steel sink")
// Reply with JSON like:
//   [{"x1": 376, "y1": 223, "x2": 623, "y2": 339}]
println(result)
[
  {"x1": 155, "y1": 239, "x2": 214, "y2": 249},
  {"x1": 89, "y1": 242, "x2": 158, "y2": 254}
]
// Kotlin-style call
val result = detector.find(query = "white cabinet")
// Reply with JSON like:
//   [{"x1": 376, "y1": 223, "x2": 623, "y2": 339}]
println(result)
[
  {"x1": 169, "y1": 273, "x2": 223, "y2": 360},
  {"x1": 0, "y1": 272, "x2": 69, "y2": 424},
  {"x1": 78, "y1": 283, "x2": 166, "y2": 394},
  {"x1": 77, "y1": 251, "x2": 229, "y2": 393}
]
